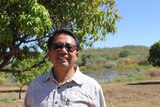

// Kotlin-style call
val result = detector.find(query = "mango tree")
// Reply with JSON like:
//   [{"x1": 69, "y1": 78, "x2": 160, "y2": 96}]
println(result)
[{"x1": 0, "y1": 0, "x2": 120, "y2": 72}]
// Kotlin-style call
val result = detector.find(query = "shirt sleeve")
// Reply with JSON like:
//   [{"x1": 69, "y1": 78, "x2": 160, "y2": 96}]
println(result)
[
  {"x1": 99, "y1": 87, "x2": 107, "y2": 107},
  {"x1": 94, "y1": 84, "x2": 107, "y2": 107},
  {"x1": 23, "y1": 86, "x2": 32, "y2": 107}
]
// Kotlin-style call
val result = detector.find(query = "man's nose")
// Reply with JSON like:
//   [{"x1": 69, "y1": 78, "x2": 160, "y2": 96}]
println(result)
[{"x1": 60, "y1": 46, "x2": 68, "y2": 54}]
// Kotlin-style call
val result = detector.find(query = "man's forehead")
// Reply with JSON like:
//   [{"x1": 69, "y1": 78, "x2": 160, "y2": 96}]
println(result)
[{"x1": 53, "y1": 34, "x2": 75, "y2": 42}]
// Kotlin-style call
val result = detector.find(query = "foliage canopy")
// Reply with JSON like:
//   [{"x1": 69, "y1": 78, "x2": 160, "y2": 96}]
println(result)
[
  {"x1": 148, "y1": 40, "x2": 160, "y2": 66},
  {"x1": 0, "y1": 0, "x2": 120, "y2": 72}
]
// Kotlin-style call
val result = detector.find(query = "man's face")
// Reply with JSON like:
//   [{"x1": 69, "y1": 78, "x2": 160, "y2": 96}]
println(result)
[{"x1": 47, "y1": 34, "x2": 79, "y2": 68}]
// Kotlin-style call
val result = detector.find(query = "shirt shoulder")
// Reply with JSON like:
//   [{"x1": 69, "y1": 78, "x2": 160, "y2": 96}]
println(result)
[
  {"x1": 81, "y1": 72, "x2": 102, "y2": 88},
  {"x1": 28, "y1": 72, "x2": 50, "y2": 88},
  {"x1": 73, "y1": 66, "x2": 102, "y2": 89}
]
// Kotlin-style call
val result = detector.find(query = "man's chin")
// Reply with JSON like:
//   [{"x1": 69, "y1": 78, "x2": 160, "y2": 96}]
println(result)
[{"x1": 57, "y1": 62, "x2": 69, "y2": 67}]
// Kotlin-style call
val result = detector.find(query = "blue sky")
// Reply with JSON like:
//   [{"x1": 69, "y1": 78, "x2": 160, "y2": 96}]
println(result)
[{"x1": 93, "y1": 0, "x2": 160, "y2": 48}]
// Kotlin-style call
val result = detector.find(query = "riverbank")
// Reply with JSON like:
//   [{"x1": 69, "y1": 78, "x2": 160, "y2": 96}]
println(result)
[{"x1": 0, "y1": 80, "x2": 160, "y2": 107}]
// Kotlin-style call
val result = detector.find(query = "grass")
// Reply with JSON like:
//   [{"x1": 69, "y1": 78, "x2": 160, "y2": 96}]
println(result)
[
  {"x1": 0, "y1": 96, "x2": 16, "y2": 104},
  {"x1": 0, "y1": 80, "x2": 3, "y2": 85},
  {"x1": 114, "y1": 75, "x2": 149, "y2": 83},
  {"x1": 0, "y1": 77, "x2": 15, "y2": 86}
]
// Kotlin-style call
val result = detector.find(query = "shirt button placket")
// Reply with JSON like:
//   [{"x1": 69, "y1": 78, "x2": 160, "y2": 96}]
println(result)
[
  {"x1": 53, "y1": 86, "x2": 60, "y2": 107},
  {"x1": 66, "y1": 99, "x2": 70, "y2": 105},
  {"x1": 55, "y1": 101, "x2": 58, "y2": 104},
  {"x1": 58, "y1": 86, "x2": 60, "y2": 89}
]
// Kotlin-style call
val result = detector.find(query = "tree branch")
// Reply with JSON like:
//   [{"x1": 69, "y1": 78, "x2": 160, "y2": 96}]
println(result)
[{"x1": 0, "y1": 55, "x2": 48, "y2": 73}]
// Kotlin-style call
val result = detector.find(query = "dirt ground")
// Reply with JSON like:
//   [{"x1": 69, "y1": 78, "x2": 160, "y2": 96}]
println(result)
[
  {"x1": 0, "y1": 80, "x2": 160, "y2": 107},
  {"x1": 102, "y1": 80, "x2": 160, "y2": 107}
]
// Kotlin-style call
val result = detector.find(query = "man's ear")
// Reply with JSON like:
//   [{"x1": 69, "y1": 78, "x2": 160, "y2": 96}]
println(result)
[
  {"x1": 47, "y1": 50, "x2": 50, "y2": 58},
  {"x1": 76, "y1": 51, "x2": 79, "y2": 57}
]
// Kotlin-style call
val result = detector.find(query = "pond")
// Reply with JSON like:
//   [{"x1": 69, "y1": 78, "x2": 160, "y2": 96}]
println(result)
[{"x1": 85, "y1": 70, "x2": 131, "y2": 83}]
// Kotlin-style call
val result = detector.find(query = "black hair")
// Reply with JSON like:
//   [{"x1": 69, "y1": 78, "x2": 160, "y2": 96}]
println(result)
[{"x1": 47, "y1": 29, "x2": 80, "y2": 51}]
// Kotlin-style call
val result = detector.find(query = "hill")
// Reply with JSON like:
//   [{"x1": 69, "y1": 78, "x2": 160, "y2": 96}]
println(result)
[
  {"x1": 82, "y1": 45, "x2": 150, "y2": 58},
  {"x1": 77, "y1": 45, "x2": 150, "y2": 71}
]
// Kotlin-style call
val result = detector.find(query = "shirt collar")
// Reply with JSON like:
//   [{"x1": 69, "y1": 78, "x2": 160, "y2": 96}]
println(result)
[
  {"x1": 42, "y1": 66, "x2": 84, "y2": 85},
  {"x1": 71, "y1": 66, "x2": 84, "y2": 85},
  {"x1": 42, "y1": 68, "x2": 56, "y2": 82}
]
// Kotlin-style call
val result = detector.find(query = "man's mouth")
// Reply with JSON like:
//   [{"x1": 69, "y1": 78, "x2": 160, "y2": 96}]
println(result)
[{"x1": 58, "y1": 57, "x2": 69, "y2": 61}]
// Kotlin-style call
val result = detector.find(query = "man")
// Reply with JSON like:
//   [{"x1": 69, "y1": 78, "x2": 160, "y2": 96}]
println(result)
[{"x1": 24, "y1": 29, "x2": 106, "y2": 107}]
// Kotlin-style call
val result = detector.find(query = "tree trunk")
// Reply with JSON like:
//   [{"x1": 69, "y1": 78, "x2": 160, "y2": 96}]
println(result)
[{"x1": 19, "y1": 87, "x2": 23, "y2": 99}]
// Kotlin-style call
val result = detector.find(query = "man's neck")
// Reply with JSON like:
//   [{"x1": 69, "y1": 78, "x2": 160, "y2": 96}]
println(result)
[{"x1": 53, "y1": 66, "x2": 75, "y2": 84}]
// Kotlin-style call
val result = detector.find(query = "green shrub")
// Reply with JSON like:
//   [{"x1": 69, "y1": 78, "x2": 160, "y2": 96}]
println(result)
[
  {"x1": 118, "y1": 57, "x2": 140, "y2": 65},
  {"x1": 104, "y1": 61, "x2": 117, "y2": 68},
  {"x1": 138, "y1": 59, "x2": 149, "y2": 65},
  {"x1": 119, "y1": 50, "x2": 131, "y2": 58},
  {"x1": 76, "y1": 57, "x2": 83, "y2": 66},
  {"x1": 148, "y1": 40, "x2": 160, "y2": 66},
  {"x1": 85, "y1": 56, "x2": 106, "y2": 66}
]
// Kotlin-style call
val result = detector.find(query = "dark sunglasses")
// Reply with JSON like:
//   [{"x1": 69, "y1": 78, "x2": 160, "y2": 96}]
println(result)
[{"x1": 51, "y1": 42, "x2": 77, "y2": 52}]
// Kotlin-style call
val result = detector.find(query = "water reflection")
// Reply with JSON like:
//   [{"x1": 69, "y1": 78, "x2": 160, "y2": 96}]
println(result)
[{"x1": 85, "y1": 70, "x2": 118, "y2": 83}]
